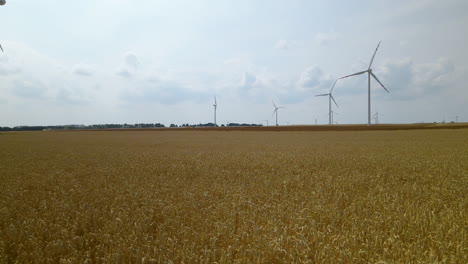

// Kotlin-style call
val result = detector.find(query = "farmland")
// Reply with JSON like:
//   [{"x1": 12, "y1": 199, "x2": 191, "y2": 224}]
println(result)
[{"x1": 0, "y1": 128, "x2": 467, "y2": 263}]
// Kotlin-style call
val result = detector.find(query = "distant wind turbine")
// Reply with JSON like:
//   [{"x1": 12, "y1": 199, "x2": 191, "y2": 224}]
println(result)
[
  {"x1": 373, "y1": 112, "x2": 384, "y2": 124},
  {"x1": 272, "y1": 101, "x2": 284, "y2": 126},
  {"x1": 316, "y1": 79, "x2": 339, "y2": 125},
  {"x1": 449, "y1": 116, "x2": 459, "y2": 123},
  {"x1": 213, "y1": 96, "x2": 217, "y2": 126},
  {"x1": 331, "y1": 110, "x2": 339, "y2": 124},
  {"x1": 264, "y1": 119, "x2": 269, "y2": 126},
  {"x1": 339, "y1": 41, "x2": 389, "y2": 126}
]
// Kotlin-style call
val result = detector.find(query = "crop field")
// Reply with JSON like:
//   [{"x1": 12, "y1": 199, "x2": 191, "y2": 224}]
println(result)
[{"x1": 0, "y1": 128, "x2": 467, "y2": 263}]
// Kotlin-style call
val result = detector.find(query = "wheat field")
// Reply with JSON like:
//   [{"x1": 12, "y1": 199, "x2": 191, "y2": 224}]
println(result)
[{"x1": 0, "y1": 129, "x2": 466, "y2": 263}]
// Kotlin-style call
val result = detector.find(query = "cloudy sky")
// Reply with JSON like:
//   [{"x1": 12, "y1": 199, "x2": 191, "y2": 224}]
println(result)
[{"x1": 1, "y1": 0, "x2": 467, "y2": 126}]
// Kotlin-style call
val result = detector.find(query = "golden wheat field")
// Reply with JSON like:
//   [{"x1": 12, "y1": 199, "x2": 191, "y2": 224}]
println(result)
[{"x1": 0, "y1": 129, "x2": 467, "y2": 263}]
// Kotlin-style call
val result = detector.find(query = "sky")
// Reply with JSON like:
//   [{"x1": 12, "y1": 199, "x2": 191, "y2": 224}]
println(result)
[{"x1": 1, "y1": 0, "x2": 467, "y2": 126}]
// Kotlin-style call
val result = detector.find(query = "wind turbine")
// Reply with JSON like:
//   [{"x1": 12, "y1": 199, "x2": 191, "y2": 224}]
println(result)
[
  {"x1": 213, "y1": 96, "x2": 217, "y2": 126},
  {"x1": 315, "y1": 79, "x2": 339, "y2": 125},
  {"x1": 272, "y1": 101, "x2": 284, "y2": 126},
  {"x1": 373, "y1": 112, "x2": 384, "y2": 124},
  {"x1": 449, "y1": 115, "x2": 459, "y2": 123},
  {"x1": 339, "y1": 41, "x2": 389, "y2": 126},
  {"x1": 331, "y1": 110, "x2": 339, "y2": 124},
  {"x1": 264, "y1": 120, "x2": 269, "y2": 126}
]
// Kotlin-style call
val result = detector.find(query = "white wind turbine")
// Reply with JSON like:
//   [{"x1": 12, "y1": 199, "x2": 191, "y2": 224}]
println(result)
[
  {"x1": 373, "y1": 112, "x2": 384, "y2": 124},
  {"x1": 213, "y1": 96, "x2": 217, "y2": 126},
  {"x1": 272, "y1": 101, "x2": 284, "y2": 126},
  {"x1": 449, "y1": 115, "x2": 459, "y2": 123},
  {"x1": 315, "y1": 79, "x2": 339, "y2": 125},
  {"x1": 331, "y1": 110, "x2": 339, "y2": 124},
  {"x1": 339, "y1": 41, "x2": 389, "y2": 126}
]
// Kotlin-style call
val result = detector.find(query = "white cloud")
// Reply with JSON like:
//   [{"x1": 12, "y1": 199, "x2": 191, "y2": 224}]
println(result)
[
  {"x1": 72, "y1": 64, "x2": 94, "y2": 76},
  {"x1": 274, "y1": 39, "x2": 303, "y2": 51},
  {"x1": 223, "y1": 58, "x2": 242, "y2": 65},
  {"x1": 314, "y1": 32, "x2": 338, "y2": 46},
  {"x1": 116, "y1": 68, "x2": 132, "y2": 78},
  {"x1": 240, "y1": 72, "x2": 257, "y2": 90},
  {"x1": 0, "y1": 56, "x2": 21, "y2": 76},
  {"x1": 275, "y1": 40, "x2": 289, "y2": 50},
  {"x1": 12, "y1": 79, "x2": 47, "y2": 99},
  {"x1": 116, "y1": 52, "x2": 139, "y2": 78},
  {"x1": 124, "y1": 52, "x2": 139, "y2": 69},
  {"x1": 56, "y1": 87, "x2": 90, "y2": 105},
  {"x1": 378, "y1": 57, "x2": 455, "y2": 99},
  {"x1": 297, "y1": 66, "x2": 333, "y2": 91},
  {"x1": 121, "y1": 78, "x2": 208, "y2": 105}
]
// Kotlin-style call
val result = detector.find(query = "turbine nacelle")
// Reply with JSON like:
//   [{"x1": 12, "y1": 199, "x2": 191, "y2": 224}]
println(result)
[{"x1": 315, "y1": 93, "x2": 339, "y2": 108}]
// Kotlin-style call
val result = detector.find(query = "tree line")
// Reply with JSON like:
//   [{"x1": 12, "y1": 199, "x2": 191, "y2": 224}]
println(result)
[{"x1": 0, "y1": 122, "x2": 263, "y2": 131}]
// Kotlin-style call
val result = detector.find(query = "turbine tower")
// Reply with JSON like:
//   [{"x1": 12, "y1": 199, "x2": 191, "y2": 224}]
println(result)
[
  {"x1": 339, "y1": 41, "x2": 389, "y2": 126},
  {"x1": 213, "y1": 96, "x2": 217, "y2": 126},
  {"x1": 272, "y1": 101, "x2": 284, "y2": 126},
  {"x1": 315, "y1": 79, "x2": 339, "y2": 125}
]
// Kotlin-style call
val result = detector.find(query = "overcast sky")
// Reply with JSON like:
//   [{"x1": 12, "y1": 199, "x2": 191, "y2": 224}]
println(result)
[{"x1": 1, "y1": 0, "x2": 467, "y2": 126}]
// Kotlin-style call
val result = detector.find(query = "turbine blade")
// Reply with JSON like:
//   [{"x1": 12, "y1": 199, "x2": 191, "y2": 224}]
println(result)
[
  {"x1": 339, "y1": 70, "x2": 367, "y2": 79},
  {"x1": 370, "y1": 72, "x2": 389, "y2": 93},
  {"x1": 315, "y1": 94, "x2": 329, "y2": 97},
  {"x1": 368, "y1": 41, "x2": 381, "y2": 70},
  {"x1": 278, "y1": 107, "x2": 285, "y2": 109},
  {"x1": 330, "y1": 79, "x2": 338, "y2": 93},
  {"x1": 272, "y1": 100, "x2": 277, "y2": 108},
  {"x1": 214, "y1": 96, "x2": 217, "y2": 105},
  {"x1": 272, "y1": 109, "x2": 277, "y2": 117},
  {"x1": 331, "y1": 94, "x2": 339, "y2": 108},
  {"x1": 0, "y1": 44, "x2": 3, "y2": 53}
]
